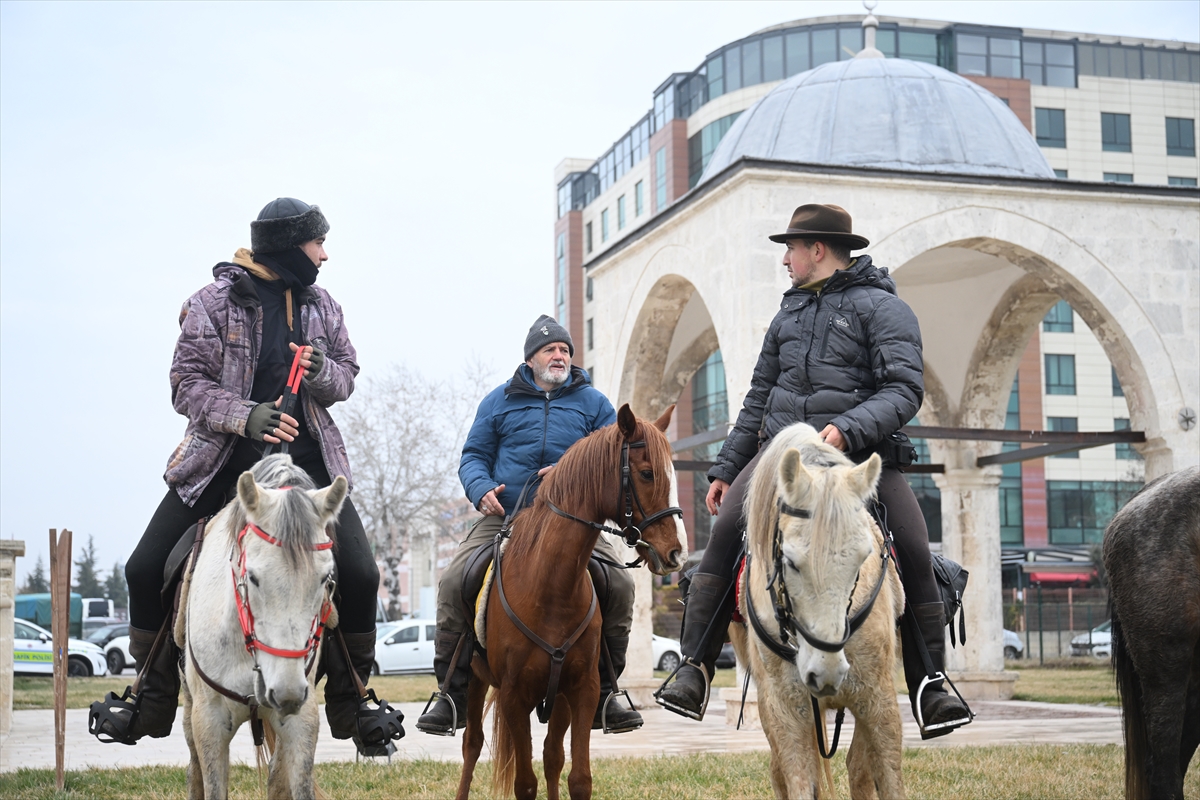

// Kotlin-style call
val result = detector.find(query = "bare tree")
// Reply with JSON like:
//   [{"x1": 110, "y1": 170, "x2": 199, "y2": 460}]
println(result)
[{"x1": 341, "y1": 360, "x2": 494, "y2": 618}]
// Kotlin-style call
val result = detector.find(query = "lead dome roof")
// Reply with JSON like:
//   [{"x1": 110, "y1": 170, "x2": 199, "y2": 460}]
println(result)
[{"x1": 700, "y1": 57, "x2": 1055, "y2": 183}]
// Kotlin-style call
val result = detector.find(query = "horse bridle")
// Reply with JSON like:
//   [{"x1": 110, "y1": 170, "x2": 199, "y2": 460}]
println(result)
[
  {"x1": 186, "y1": 491, "x2": 335, "y2": 745},
  {"x1": 546, "y1": 439, "x2": 684, "y2": 563}
]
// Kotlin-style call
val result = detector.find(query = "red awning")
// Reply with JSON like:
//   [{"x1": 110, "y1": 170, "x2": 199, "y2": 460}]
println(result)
[{"x1": 1029, "y1": 571, "x2": 1095, "y2": 584}]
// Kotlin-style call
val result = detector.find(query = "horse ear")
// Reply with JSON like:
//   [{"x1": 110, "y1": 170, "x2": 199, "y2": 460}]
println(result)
[
  {"x1": 779, "y1": 448, "x2": 812, "y2": 499},
  {"x1": 313, "y1": 476, "x2": 349, "y2": 522},
  {"x1": 847, "y1": 453, "x2": 883, "y2": 500},
  {"x1": 617, "y1": 404, "x2": 637, "y2": 438},
  {"x1": 237, "y1": 471, "x2": 260, "y2": 514},
  {"x1": 653, "y1": 404, "x2": 675, "y2": 432}
]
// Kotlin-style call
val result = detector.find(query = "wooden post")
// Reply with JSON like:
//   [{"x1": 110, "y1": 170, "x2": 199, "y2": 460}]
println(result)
[{"x1": 49, "y1": 528, "x2": 72, "y2": 791}]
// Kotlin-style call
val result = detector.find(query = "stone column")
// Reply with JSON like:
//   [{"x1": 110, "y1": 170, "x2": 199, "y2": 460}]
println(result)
[
  {"x1": 623, "y1": 562, "x2": 660, "y2": 707},
  {"x1": 933, "y1": 456, "x2": 1016, "y2": 699},
  {"x1": 0, "y1": 540, "x2": 26, "y2": 737}
]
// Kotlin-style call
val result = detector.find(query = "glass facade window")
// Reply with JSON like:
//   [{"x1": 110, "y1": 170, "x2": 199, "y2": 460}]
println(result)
[
  {"x1": 586, "y1": 318, "x2": 594, "y2": 351},
  {"x1": 1102, "y1": 113, "x2": 1132, "y2": 152},
  {"x1": 1054, "y1": 169, "x2": 1069, "y2": 178},
  {"x1": 726, "y1": 44, "x2": 742, "y2": 93},
  {"x1": 653, "y1": 84, "x2": 675, "y2": 131},
  {"x1": 585, "y1": 277, "x2": 593, "y2": 302},
  {"x1": 905, "y1": 418, "x2": 942, "y2": 543},
  {"x1": 688, "y1": 112, "x2": 742, "y2": 188},
  {"x1": 690, "y1": 350, "x2": 729, "y2": 552},
  {"x1": 654, "y1": 148, "x2": 667, "y2": 211},
  {"x1": 1113, "y1": 418, "x2": 1141, "y2": 460},
  {"x1": 1112, "y1": 366, "x2": 1124, "y2": 397},
  {"x1": 600, "y1": 209, "x2": 609, "y2": 243},
  {"x1": 1036, "y1": 108, "x2": 1067, "y2": 148},
  {"x1": 1166, "y1": 117, "x2": 1196, "y2": 157},
  {"x1": 557, "y1": 182, "x2": 570, "y2": 219},
  {"x1": 1048, "y1": 481, "x2": 1143, "y2": 544},
  {"x1": 990, "y1": 36, "x2": 1022, "y2": 78},
  {"x1": 617, "y1": 195, "x2": 626, "y2": 231},
  {"x1": 838, "y1": 26, "x2": 862, "y2": 60},
  {"x1": 1079, "y1": 43, "x2": 1145, "y2": 80},
  {"x1": 1024, "y1": 41, "x2": 1076, "y2": 86},
  {"x1": 763, "y1": 34, "x2": 784, "y2": 82},
  {"x1": 706, "y1": 54, "x2": 724, "y2": 98},
  {"x1": 1169, "y1": 176, "x2": 1198, "y2": 186},
  {"x1": 634, "y1": 180, "x2": 644, "y2": 216},
  {"x1": 1104, "y1": 172, "x2": 1134, "y2": 182},
  {"x1": 742, "y1": 39, "x2": 762, "y2": 86},
  {"x1": 812, "y1": 28, "x2": 838, "y2": 67},
  {"x1": 898, "y1": 30, "x2": 938, "y2": 64},
  {"x1": 1141, "y1": 47, "x2": 1200, "y2": 83},
  {"x1": 1045, "y1": 354, "x2": 1076, "y2": 395},
  {"x1": 956, "y1": 34, "x2": 989, "y2": 76},
  {"x1": 1047, "y1": 416, "x2": 1079, "y2": 458},
  {"x1": 1000, "y1": 378, "x2": 1024, "y2": 545},
  {"x1": 555, "y1": 233, "x2": 567, "y2": 326},
  {"x1": 585, "y1": 222, "x2": 593, "y2": 254},
  {"x1": 1043, "y1": 299, "x2": 1073, "y2": 332},
  {"x1": 877, "y1": 29, "x2": 896, "y2": 57},
  {"x1": 786, "y1": 30, "x2": 809, "y2": 75}
]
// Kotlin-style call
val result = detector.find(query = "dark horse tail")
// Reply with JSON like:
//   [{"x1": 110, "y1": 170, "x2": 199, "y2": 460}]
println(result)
[{"x1": 1111, "y1": 609, "x2": 1151, "y2": 800}]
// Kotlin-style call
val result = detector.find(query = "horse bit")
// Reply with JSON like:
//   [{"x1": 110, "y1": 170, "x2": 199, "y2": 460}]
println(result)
[
  {"x1": 743, "y1": 497, "x2": 892, "y2": 758},
  {"x1": 187, "y1": 489, "x2": 336, "y2": 746}
]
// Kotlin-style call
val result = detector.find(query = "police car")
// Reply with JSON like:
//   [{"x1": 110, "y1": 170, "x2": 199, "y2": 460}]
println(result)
[{"x1": 13, "y1": 618, "x2": 108, "y2": 677}]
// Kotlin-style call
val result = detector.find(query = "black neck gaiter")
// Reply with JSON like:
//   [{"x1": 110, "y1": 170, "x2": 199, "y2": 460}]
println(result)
[{"x1": 253, "y1": 246, "x2": 319, "y2": 290}]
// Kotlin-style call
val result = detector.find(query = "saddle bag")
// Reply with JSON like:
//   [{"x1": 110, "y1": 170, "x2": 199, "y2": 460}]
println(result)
[{"x1": 932, "y1": 554, "x2": 968, "y2": 647}]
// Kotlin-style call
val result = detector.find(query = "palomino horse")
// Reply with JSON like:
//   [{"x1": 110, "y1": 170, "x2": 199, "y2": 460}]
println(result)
[
  {"x1": 175, "y1": 454, "x2": 346, "y2": 800},
  {"x1": 1102, "y1": 465, "x2": 1200, "y2": 800},
  {"x1": 730, "y1": 422, "x2": 905, "y2": 800},
  {"x1": 456, "y1": 404, "x2": 687, "y2": 800}
]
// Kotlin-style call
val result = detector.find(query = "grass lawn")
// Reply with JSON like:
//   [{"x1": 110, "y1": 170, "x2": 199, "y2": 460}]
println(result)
[
  {"x1": 1008, "y1": 659, "x2": 1118, "y2": 706},
  {"x1": 4, "y1": 745, "x2": 1197, "y2": 799}
]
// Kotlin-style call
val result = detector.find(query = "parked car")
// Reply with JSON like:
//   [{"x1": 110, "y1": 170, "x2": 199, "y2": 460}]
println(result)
[
  {"x1": 1070, "y1": 620, "x2": 1112, "y2": 658},
  {"x1": 373, "y1": 618, "x2": 437, "y2": 675},
  {"x1": 13, "y1": 618, "x2": 108, "y2": 677},
  {"x1": 716, "y1": 642, "x2": 737, "y2": 669},
  {"x1": 105, "y1": 635, "x2": 135, "y2": 675},
  {"x1": 1003, "y1": 628, "x2": 1024, "y2": 660},
  {"x1": 652, "y1": 634, "x2": 681, "y2": 672},
  {"x1": 82, "y1": 617, "x2": 125, "y2": 640},
  {"x1": 85, "y1": 622, "x2": 129, "y2": 649}
]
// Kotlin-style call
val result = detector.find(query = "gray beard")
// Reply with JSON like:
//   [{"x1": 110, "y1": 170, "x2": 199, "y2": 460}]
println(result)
[{"x1": 535, "y1": 364, "x2": 569, "y2": 386}]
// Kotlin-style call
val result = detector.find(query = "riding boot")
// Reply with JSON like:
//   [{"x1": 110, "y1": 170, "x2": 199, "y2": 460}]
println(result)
[
  {"x1": 322, "y1": 629, "x2": 405, "y2": 753},
  {"x1": 655, "y1": 572, "x2": 733, "y2": 721},
  {"x1": 416, "y1": 629, "x2": 472, "y2": 735},
  {"x1": 901, "y1": 602, "x2": 972, "y2": 739},
  {"x1": 593, "y1": 635, "x2": 644, "y2": 733},
  {"x1": 88, "y1": 625, "x2": 180, "y2": 744}
]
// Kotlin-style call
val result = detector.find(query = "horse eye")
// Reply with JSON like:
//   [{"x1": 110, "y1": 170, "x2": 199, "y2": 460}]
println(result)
[
  {"x1": 640, "y1": 470, "x2": 654, "y2": 481},
  {"x1": 784, "y1": 557, "x2": 799, "y2": 572},
  {"x1": 248, "y1": 572, "x2": 260, "y2": 587}
]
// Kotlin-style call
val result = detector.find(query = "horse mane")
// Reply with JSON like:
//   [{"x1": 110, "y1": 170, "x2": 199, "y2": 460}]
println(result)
[
  {"x1": 223, "y1": 454, "x2": 330, "y2": 570},
  {"x1": 504, "y1": 416, "x2": 672, "y2": 563},
  {"x1": 744, "y1": 423, "x2": 860, "y2": 590}
]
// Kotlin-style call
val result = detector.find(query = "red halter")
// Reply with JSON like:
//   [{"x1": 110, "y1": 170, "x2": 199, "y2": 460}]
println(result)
[{"x1": 232, "y1": 512, "x2": 335, "y2": 668}]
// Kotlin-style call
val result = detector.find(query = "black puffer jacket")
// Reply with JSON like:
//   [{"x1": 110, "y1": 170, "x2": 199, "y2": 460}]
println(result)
[{"x1": 708, "y1": 254, "x2": 923, "y2": 485}]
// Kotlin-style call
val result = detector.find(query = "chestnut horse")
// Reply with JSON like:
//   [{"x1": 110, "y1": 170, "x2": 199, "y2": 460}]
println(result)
[{"x1": 455, "y1": 404, "x2": 687, "y2": 800}]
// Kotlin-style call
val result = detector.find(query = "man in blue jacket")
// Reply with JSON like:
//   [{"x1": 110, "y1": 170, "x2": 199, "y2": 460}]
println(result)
[{"x1": 416, "y1": 315, "x2": 642, "y2": 736}]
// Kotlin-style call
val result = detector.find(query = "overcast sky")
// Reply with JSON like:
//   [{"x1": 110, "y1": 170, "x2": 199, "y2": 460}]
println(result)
[{"x1": 3, "y1": 0, "x2": 1197, "y2": 584}]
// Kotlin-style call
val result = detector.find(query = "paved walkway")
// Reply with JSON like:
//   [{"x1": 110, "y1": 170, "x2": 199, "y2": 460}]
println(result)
[{"x1": 0, "y1": 697, "x2": 1120, "y2": 772}]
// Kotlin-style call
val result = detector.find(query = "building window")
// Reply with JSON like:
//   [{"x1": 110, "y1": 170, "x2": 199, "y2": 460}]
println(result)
[
  {"x1": 1112, "y1": 366, "x2": 1124, "y2": 397},
  {"x1": 1077, "y1": 43, "x2": 1146, "y2": 80},
  {"x1": 1048, "y1": 481, "x2": 1144, "y2": 545},
  {"x1": 763, "y1": 34, "x2": 784, "y2": 81},
  {"x1": 1140, "y1": 47, "x2": 1200, "y2": 83},
  {"x1": 1043, "y1": 299, "x2": 1073, "y2": 332},
  {"x1": 654, "y1": 148, "x2": 667, "y2": 211},
  {"x1": 690, "y1": 350, "x2": 729, "y2": 551},
  {"x1": 812, "y1": 28, "x2": 837, "y2": 67},
  {"x1": 1024, "y1": 41, "x2": 1076, "y2": 87},
  {"x1": 585, "y1": 222, "x2": 593, "y2": 254},
  {"x1": 1113, "y1": 418, "x2": 1141, "y2": 461},
  {"x1": 1166, "y1": 117, "x2": 1196, "y2": 157},
  {"x1": 617, "y1": 195, "x2": 626, "y2": 231},
  {"x1": 1000, "y1": 379, "x2": 1024, "y2": 545},
  {"x1": 634, "y1": 181, "x2": 644, "y2": 216},
  {"x1": 688, "y1": 112, "x2": 742, "y2": 188},
  {"x1": 586, "y1": 318, "x2": 594, "y2": 351},
  {"x1": 585, "y1": 277, "x2": 593, "y2": 302},
  {"x1": 1101, "y1": 112, "x2": 1132, "y2": 152},
  {"x1": 1035, "y1": 108, "x2": 1067, "y2": 148},
  {"x1": 600, "y1": 209, "x2": 609, "y2": 243},
  {"x1": 1045, "y1": 354, "x2": 1076, "y2": 395},
  {"x1": 1047, "y1": 416, "x2": 1079, "y2": 458},
  {"x1": 1054, "y1": 169, "x2": 1069, "y2": 178},
  {"x1": 905, "y1": 417, "x2": 942, "y2": 543},
  {"x1": 555, "y1": 233, "x2": 567, "y2": 327},
  {"x1": 956, "y1": 34, "x2": 1020, "y2": 78},
  {"x1": 1169, "y1": 176, "x2": 1198, "y2": 186},
  {"x1": 898, "y1": 30, "x2": 938, "y2": 65},
  {"x1": 1104, "y1": 172, "x2": 1134, "y2": 182}
]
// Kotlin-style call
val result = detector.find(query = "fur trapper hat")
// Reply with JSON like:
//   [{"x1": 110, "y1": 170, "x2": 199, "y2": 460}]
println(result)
[{"x1": 251, "y1": 198, "x2": 330, "y2": 254}]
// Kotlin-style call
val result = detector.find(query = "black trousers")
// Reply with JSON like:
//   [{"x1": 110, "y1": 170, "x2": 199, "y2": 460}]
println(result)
[
  {"x1": 697, "y1": 452, "x2": 941, "y2": 607},
  {"x1": 126, "y1": 443, "x2": 379, "y2": 634}
]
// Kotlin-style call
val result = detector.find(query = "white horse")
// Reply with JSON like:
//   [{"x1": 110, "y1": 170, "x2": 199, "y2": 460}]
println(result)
[
  {"x1": 730, "y1": 423, "x2": 906, "y2": 800},
  {"x1": 175, "y1": 454, "x2": 346, "y2": 800}
]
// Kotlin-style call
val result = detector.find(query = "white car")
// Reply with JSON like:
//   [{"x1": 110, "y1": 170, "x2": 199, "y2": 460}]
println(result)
[
  {"x1": 373, "y1": 618, "x2": 437, "y2": 675},
  {"x1": 1070, "y1": 620, "x2": 1112, "y2": 658},
  {"x1": 1003, "y1": 628, "x2": 1025, "y2": 659},
  {"x1": 652, "y1": 634, "x2": 682, "y2": 672},
  {"x1": 13, "y1": 618, "x2": 108, "y2": 677},
  {"x1": 105, "y1": 635, "x2": 136, "y2": 675}
]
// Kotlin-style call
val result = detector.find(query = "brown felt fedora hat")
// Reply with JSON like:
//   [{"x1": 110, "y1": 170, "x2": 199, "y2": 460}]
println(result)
[{"x1": 768, "y1": 204, "x2": 870, "y2": 249}]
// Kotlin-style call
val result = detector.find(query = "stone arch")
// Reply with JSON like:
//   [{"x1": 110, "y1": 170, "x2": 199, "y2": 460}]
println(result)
[{"x1": 875, "y1": 206, "x2": 1189, "y2": 476}]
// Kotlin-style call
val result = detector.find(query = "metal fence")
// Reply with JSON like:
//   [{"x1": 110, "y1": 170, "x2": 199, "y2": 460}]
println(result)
[{"x1": 1004, "y1": 586, "x2": 1110, "y2": 662}]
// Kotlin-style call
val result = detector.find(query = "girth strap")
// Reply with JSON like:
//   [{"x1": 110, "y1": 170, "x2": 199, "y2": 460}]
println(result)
[
  {"x1": 187, "y1": 642, "x2": 264, "y2": 747},
  {"x1": 493, "y1": 534, "x2": 597, "y2": 725}
]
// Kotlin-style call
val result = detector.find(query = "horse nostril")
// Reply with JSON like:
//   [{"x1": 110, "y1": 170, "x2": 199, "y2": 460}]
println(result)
[
  {"x1": 267, "y1": 688, "x2": 277, "y2": 709},
  {"x1": 669, "y1": 550, "x2": 681, "y2": 568}
]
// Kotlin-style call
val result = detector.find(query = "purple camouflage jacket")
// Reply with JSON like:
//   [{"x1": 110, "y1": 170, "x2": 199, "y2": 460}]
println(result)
[{"x1": 165, "y1": 255, "x2": 359, "y2": 505}]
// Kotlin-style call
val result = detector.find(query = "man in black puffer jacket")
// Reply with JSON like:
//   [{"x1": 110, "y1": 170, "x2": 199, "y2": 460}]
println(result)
[{"x1": 656, "y1": 204, "x2": 971, "y2": 739}]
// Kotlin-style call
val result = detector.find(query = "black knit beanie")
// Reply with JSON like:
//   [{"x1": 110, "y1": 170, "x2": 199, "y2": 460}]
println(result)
[
  {"x1": 524, "y1": 315, "x2": 574, "y2": 361},
  {"x1": 251, "y1": 198, "x2": 330, "y2": 254}
]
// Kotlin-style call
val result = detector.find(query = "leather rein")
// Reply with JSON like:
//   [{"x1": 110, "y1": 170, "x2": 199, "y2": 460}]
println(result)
[
  {"x1": 186, "y1": 491, "x2": 335, "y2": 746},
  {"x1": 743, "y1": 497, "x2": 892, "y2": 758}
]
